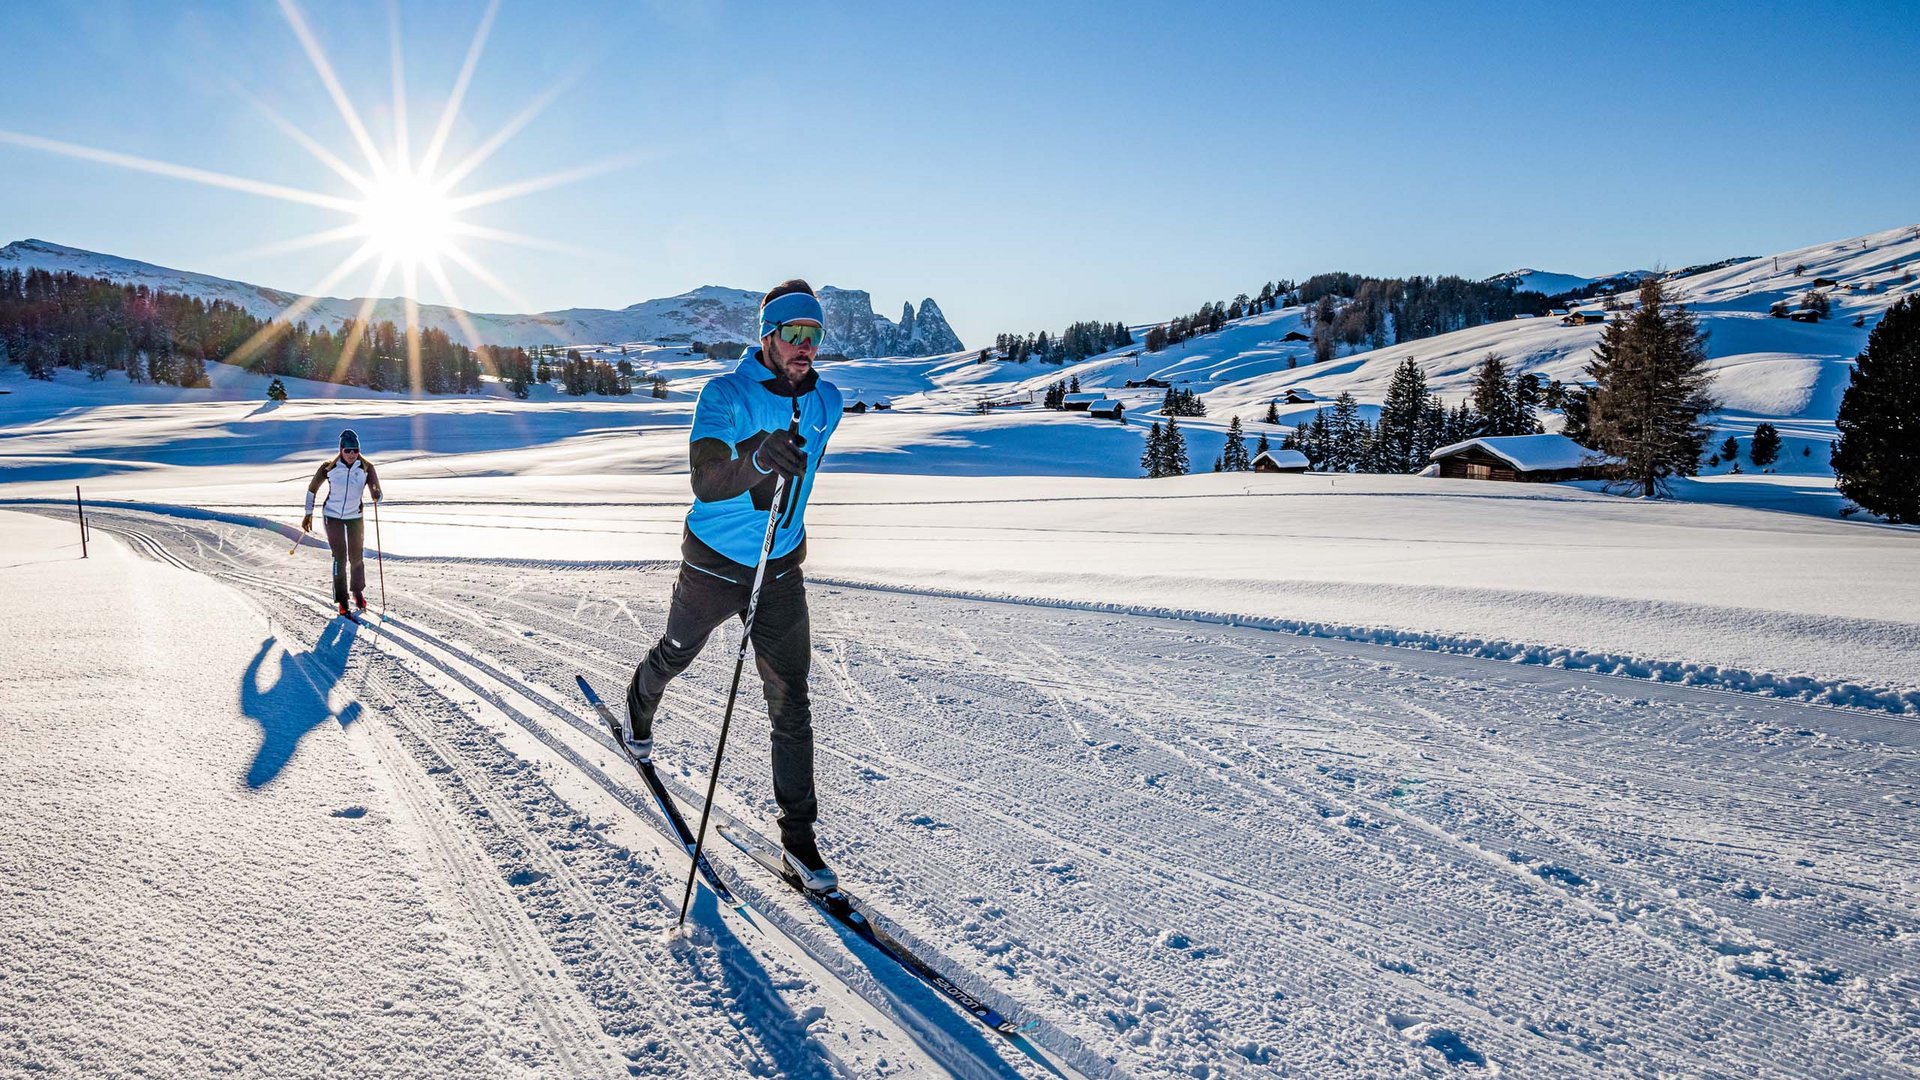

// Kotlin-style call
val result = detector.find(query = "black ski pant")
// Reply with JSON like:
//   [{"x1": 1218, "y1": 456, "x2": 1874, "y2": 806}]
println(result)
[
  {"x1": 322, "y1": 516, "x2": 366, "y2": 607},
  {"x1": 628, "y1": 560, "x2": 816, "y2": 843}
]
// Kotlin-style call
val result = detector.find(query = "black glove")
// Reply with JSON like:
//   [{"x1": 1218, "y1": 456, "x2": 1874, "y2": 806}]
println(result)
[{"x1": 743, "y1": 429, "x2": 808, "y2": 480}]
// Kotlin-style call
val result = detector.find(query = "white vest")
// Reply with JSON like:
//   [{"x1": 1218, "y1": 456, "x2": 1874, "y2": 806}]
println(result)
[{"x1": 308, "y1": 458, "x2": 372, "y2": 519}]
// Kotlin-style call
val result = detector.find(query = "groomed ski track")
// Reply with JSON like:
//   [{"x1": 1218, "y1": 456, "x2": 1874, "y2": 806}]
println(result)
[{"x1": 53, "y1": 505, "x2": 1920, "y2": 1079}]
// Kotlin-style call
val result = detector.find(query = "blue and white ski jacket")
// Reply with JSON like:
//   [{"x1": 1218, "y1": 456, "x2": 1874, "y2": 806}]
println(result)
[{"x1": 684, "y1": 350, "x2": 842, "y2": 566}]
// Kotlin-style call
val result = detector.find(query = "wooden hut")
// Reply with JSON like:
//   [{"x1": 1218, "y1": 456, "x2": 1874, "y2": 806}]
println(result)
[
  {"x1": 1251, "y1": 449, "x2": 1311, "y2": 473},
  {"x1": 1430, "y1": 434, "x2": 1609, "y2": 483}
]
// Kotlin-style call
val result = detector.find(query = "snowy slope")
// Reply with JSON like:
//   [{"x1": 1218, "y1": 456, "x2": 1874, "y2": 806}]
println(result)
[
  {"x1": 6, "y1": 498, "x2": 1915, "y2": 1078},
  {"x1": 7, "y1": 222, "x2": 1920, "y2": 525}
]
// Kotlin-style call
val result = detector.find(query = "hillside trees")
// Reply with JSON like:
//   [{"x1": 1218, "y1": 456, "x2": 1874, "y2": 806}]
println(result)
[
  {"x1": 1832, "y1": 296, "x2": 1920, "y2": 522},
  {"x1": 993, "y1": 321, "x2": 1131, "y2": 364},
  {"x1": 1141, "y1": 418, "x2": 1191, "y2": 478},
  {"x1": 1584, "y1": 277, "x2": 1716, "y2": 497},
  {"x1": 1749, "y1": 422, "x2": 1781, "y2": 467},
  {"x1": 1160, "y1": 387, "x2": 1207, "y2": 417},
  {"x1": 0, "y1": 266, "x2": 570, "y2": 396}
]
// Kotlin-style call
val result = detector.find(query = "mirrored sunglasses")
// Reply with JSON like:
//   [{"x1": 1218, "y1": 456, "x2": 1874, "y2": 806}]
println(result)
[{"x1": 776, "y1": 322, "x2": 824, "y2": 347}]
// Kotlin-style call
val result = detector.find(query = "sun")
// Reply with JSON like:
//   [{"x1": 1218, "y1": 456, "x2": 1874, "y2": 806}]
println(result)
[
  {"x1": 355, "y1": 171, "x2": 456, "y2": 267},
  {"x1": 0, "y1": 0, "x2": 633, "y2": 393}
]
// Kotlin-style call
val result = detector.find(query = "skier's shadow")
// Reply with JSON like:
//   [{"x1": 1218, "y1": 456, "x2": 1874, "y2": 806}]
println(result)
[{"x1": 239, "y1": 620, "x2": 363, "y2": 788}]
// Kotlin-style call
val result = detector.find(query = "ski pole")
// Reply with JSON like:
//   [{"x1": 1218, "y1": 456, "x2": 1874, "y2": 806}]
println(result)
[
  {"x1": 679, "y1": 400, "x2": 801, "y2": 928},
  {"x1": 373, "y1": 497, "x2": 387, "y2": 613},
  {"x1": 288, "y1": 523, "x2": 303, "y2": 556}
]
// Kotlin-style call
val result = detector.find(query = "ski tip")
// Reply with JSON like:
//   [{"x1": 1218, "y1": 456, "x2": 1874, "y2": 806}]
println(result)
[{"x1": 574, "y1": 674, "x2": 598, "y2": 701}]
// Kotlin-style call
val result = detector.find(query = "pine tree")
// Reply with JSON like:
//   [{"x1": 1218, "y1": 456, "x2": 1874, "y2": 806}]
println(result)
[
  {"x1": 1750, "y1": 422, "x2": 1781, "y2": 467},
  {"x1": 1512, "y1": 372, "x2": 1544, "y2": 434},
  {"x1": 1584, "y1": 277, "x2": 1716, "y2": 496},
  {"x1": 1720, "y1": 435, "x2": 1740, "y2": 462},
  {"x1": 1372, "y1": 359, "x2": 1431, "y2": 472},
  {"x1": 1141, "y1": 422, "x2": 1165, "y2": 478},
  {"x1": 1162, "y1": 416, "x2": 1190, "y2": 475},
  {"x1": 1254, "y1": 432, "x2": 1271, "y2": 458},
  {"x1": 267, "y1": 376, "x2": 288, "y2": 402},
  {"x1": 1264, "y1": 400, "x2": 1279, "y2": 424},
  {"x1": 1470, "y1": 354, "x2": 1516, "y2": 436},
  {"x1": 1327, "y1": 392, "x2": 1367, "y2": 472},
  {"x1": 1221, "y1": 415, "x2": 1251, "y2": 471},
  {"x1": 1444, "y1": 401, "x2": 1476, "y2": 445},
  {"x1": 1832, "y1": 296, "x2": 1920, "y2": 522},
  {"x1": 1303, "y1": 409, "x2": 1333, "y2": 470}
]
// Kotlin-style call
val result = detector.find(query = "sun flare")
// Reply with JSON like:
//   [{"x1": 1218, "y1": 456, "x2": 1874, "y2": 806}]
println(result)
[
  {"x1": 0, "y1": 0, "x2": 633, "y2": 393},
  {"x1": 355, "y1": 171, "x2": 457, "y2": 267}
]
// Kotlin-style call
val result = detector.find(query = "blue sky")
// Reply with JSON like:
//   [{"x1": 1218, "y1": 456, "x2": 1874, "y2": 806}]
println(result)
[{"x1": 2, "y1": 0, "x2": 1915, "y2": 349}]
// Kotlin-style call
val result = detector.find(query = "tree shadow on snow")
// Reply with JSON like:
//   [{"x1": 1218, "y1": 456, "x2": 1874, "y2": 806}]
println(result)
[{"x1": 239, "y1": 620, "x2": 363, "y2": 788}]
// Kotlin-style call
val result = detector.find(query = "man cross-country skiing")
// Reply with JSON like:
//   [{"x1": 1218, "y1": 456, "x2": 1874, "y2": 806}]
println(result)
[
  {"x1": 625, "y1": 279, "x2": 844, "y2": 890},
  {"x1": 302, "y1": 428, "x2": 382, "y2": 619}
]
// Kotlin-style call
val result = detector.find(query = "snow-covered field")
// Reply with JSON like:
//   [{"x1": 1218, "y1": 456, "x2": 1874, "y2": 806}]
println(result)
[
  {"x1": 4, "y1": 495, "x2": 1916, "y2": 1078},
  {"x1": 4, "y1": 222, "x2": 1919, "y2": 1078}
]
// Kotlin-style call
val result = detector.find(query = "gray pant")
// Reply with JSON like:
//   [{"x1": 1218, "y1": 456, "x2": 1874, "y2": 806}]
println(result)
[
  {"x1": 628, "y1": 561, "x2": 816, "y2": 842},
  {"x1": 322, "y1": 516, "x2": 365, "y2": 607}
]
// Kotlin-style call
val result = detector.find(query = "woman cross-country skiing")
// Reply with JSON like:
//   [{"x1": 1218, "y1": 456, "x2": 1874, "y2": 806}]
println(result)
[{"x1": 302, "y1": 428, "x2": 382, "y2": 619}]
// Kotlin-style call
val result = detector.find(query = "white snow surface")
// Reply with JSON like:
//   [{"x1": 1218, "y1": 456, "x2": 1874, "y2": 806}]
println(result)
[{"x1": 4, "y1": 221, "x2": 1920, "y2": 1078}]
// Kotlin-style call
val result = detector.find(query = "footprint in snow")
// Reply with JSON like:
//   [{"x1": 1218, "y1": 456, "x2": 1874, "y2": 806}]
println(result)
[{"x1": 330, "y1": 806, "x2": 368, "y2": 819}]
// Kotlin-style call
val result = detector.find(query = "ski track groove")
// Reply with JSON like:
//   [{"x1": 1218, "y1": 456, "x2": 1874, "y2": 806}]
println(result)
[
  {"x1": 96, "y1": 519, "x2": 835, "y2": 1078},
  {"x1": 222, "y1": 581, "x2": 755, "y2": 1076},
  {"x1": 353, "y1": 549, "x2": 1920, "y2": 1068},
  {"x1": 94, "y1": 523, "x2": 640, "y2": 1077},
  {"x1": 61, "y1": 507, "x2": 1920, "y2": 1080},
  {"x1": 139, "y1": 523, "x2": 1083, "y2": 1079}
]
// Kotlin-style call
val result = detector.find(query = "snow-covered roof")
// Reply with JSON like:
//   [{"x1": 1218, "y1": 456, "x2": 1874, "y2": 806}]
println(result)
[
  {"x1": 1252, "y1": 449, "x2": 1310, "y2": 469},
  {"x1": 1089, "y1": 399, "x2": 1123, "y2": 410},
  {"x1": 1063, "y1": 392, "x2": 1104, "y2": 403},
  {"x1": 1430, "y1": 433, "x2": 1606, "y2": 472}
]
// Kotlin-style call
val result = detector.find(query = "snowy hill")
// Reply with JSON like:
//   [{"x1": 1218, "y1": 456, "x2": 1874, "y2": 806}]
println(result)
[
  {"x1": 0, "y1": 239, "x2": 963, "y2": 357},
  {"x1": 8, "y1": 223, "x2": 1918, "y2": 518},
  {"x1": 894, "y1": 223, "x2": 1920, "y2": 485},
  {"x1": 1485, "y1": 267, "x2": 1655, "y2": 297}
]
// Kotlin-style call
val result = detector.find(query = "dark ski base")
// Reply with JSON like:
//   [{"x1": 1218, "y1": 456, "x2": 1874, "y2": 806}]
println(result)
[{"x1": 575, "y1": 674, "x2": 737, "y2": 907}]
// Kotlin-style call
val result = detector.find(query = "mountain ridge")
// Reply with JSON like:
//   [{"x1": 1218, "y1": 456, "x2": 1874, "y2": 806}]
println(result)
[{"x1": 0, "y1": 238, "x2": 963, "y2": 357}]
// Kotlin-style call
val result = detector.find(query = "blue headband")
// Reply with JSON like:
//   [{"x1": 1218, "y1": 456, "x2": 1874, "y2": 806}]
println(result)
[{"x1": 759, "y1": 292, "x2": 825, "y2": 340}]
